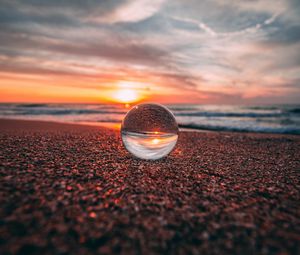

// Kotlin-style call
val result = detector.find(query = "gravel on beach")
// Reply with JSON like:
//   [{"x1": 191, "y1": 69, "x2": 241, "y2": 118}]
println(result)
[{"x1": 0, "y1": 119, "x2": 300, "y2": 255}]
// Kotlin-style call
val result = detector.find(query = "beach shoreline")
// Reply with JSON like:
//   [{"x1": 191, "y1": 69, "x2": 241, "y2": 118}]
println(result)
[
  {"x1": 2, "y1": 117, "x2": 299, "y2": 135},
  {"x1": 1, "y1": 103, "x2": 300, "y2": 135},
  {"x1": 1, "y1": 119, "x2": 299, "y2": 254}
]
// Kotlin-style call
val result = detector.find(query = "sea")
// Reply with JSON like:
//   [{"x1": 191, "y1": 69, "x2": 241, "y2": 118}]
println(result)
[{"x1": 0, "y1": 103, "x2": 300, "y2": 134}]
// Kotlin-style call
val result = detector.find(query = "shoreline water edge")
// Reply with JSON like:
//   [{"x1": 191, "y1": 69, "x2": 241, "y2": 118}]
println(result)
[{"x1": 0, "y1": 103, "x2": 300, "y2": 134}]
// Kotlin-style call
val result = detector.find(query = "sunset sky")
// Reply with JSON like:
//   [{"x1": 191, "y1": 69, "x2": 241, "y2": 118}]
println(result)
[{"x1": 0, "y1": 0, "x2": 299, "y2": 104}]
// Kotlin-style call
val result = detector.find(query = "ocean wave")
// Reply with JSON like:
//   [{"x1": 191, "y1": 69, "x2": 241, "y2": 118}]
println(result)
[
  {"x1": 169, "y1": 107, "x2": 199, "y2": 111},
  {"x1": 73, "y1": 118, "x2": 121, "y2": 123},
  {"x1": 247, "y1": 105, "x2": 300, "y2": 114},
  {"x1": 14, "y1": 109, "x2": 127, "y2": 115},
  {"x1": 174, "y1": 112, "x2": 282, "y2": 118},
  {"x1": 288, "y1": 108, "x2": 300, "y2": 114},
  {"x1": 1, "y1": 103, "x2": 299, "y2": 135},
  {"x1": 17, "y1": 103, "x2": 49, "y2": 108},
  {"x1": 246, "y1": 106, "x2": 280, "y2": 111},
  {"x1": 179, "y1": 123, "x2": 300, "y2": 135}
]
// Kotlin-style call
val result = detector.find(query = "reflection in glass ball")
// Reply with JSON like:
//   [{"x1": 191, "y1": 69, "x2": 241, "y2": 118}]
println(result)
[{"x1": 121, "y1": 103, "x2": 178, "y2": 160}]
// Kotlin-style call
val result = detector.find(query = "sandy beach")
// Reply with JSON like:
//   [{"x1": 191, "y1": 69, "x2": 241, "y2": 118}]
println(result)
[{"x1": 0, "y1": 119, "x2": 299, "y2": 255}]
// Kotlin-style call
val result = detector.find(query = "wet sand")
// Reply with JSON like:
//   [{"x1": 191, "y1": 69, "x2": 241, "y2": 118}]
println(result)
[{"x1": 0, "y1": 119, "x2": 299, "y2": 255}]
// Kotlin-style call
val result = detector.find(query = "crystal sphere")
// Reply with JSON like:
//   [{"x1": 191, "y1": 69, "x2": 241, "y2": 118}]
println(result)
[{"x1": 121, "y1": 103, "x2": 178, "y2": 160}]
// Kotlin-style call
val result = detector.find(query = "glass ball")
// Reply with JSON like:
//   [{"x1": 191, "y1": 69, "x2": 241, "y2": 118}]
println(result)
[{"x1": 121, "y1": 103, "x2": 178, "y2": 160}]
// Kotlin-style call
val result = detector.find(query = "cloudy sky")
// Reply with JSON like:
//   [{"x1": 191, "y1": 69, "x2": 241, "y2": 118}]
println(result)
[{"x1": 0, "y1": 0, "x2": 299, "y2": 104}]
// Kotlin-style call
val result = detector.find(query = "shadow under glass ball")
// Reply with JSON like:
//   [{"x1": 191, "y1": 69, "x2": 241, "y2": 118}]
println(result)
[{"x1": 121, "y1": 103, "x2": 178, "y2": 160}]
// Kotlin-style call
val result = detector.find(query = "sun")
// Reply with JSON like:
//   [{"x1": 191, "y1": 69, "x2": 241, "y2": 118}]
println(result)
[{"x1": 113, "y1": 89, "x2": 139, "y2": 103}]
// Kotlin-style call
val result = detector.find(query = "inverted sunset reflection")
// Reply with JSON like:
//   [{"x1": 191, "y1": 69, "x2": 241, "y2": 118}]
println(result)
[{"x1": 122, "y1": 131, "x2": 178, "y2": 159}]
